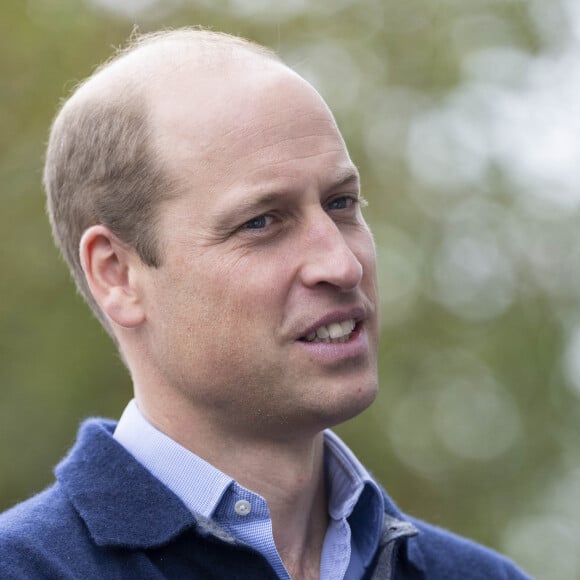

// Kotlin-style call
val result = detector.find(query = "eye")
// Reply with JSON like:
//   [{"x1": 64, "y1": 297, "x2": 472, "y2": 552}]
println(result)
[
  {"x1": 242, "y1": 214, "x2": 272, "y2": 230},
  {"x1": 326, "y1": 195, "x2": 358, "y2": 211}
]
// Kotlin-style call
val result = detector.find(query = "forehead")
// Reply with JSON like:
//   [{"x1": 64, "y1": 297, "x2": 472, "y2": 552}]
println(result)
[{"x1": 148, "y1": 59, "x2": 352, "y2": 200}]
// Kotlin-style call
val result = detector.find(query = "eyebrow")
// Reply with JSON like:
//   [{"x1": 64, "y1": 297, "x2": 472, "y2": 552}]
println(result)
[
  {"x1": 211, "y1": 192, "x2": 282, "y2": 232},
  {"x1": 211, "y1": 166, "x2": 361, "y2": 229},
  {"x1": 331, "y1": 167, "x2": 361, "y2": 190}
]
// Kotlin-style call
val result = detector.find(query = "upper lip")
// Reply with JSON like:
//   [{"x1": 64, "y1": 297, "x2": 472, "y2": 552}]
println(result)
[{"x1": 296, "y1": 306, "x2": 367, "y2": 340}]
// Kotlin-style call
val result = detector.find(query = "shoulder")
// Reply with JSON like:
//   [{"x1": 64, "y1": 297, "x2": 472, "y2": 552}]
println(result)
[
  {"x1": 407, "y1": 516, "x2": 532, "y2": 579},
  {"x1": 0, "y1": 483, "x2": 94, "y2": 579},
  {"x1": 0, "y1": 482, "x2": 77, "y2": 541},
  {"x1": 0, "y1": 418, "x2": 126, "y2": 579}
]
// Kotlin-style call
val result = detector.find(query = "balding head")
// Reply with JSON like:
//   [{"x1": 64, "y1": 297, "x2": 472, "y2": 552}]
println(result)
[{"x1": 43, "y1": 29, "x2": 283, "y2": 336}]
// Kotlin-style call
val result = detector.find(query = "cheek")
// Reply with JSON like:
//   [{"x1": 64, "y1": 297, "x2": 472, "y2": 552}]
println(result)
[
  {"x1": 216, "y1": 252, "x2": 292, "y2": 314},
  {"x1": 159, "y1": 244, "x2": 296, "y2": 343}
]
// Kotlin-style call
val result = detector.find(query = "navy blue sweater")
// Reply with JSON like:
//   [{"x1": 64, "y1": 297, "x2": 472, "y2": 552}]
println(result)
[{"x1": 0, "y1": 419, "x2": 531, "y2": 579}]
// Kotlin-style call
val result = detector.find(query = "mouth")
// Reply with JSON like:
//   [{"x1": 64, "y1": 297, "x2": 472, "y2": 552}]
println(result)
[{"x1": 299, "y1": 319, "x2": 358, "y2": 344}]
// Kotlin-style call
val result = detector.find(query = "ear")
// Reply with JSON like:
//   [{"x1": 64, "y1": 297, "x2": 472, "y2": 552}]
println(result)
[{"x1": 79, "y1": 225, "x2": 146, "y2": 328}]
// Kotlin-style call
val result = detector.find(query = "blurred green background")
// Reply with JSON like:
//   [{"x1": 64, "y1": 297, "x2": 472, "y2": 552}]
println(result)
[{"x1": 1, "y1": 0, "x2": 578, "y2": 577}]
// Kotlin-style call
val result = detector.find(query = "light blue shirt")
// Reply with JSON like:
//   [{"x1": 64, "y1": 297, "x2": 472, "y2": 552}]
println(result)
[{"x1": 114, "y1": 400, "x2": 384, "y2": 579}]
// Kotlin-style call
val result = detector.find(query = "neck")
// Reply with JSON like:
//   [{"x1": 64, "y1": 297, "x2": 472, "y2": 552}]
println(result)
[
  {"x1": 234, "y1": 433, "x2": 329, "y2": 578},
  {"x1": 136, "y1": 394, "x2": 330, "y2": 578}
]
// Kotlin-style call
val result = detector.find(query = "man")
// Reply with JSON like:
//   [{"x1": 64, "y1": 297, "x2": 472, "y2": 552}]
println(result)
[{"x1": 0, "y1": 28, "x2": 530, "y2": 579}]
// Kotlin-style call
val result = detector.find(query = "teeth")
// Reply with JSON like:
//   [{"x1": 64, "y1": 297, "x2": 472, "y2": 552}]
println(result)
[
  {"x1": 341, "y1": 319, "x2": 355, "y2": 334},
  {"x1": 304, "y1": 319, "x2": 356, "y2": 343},
  {"x1": 316, "y1": 325, "x2": 330, "y2": 339},
  {"x1": 328, "y1": 323, "x2": 343, "y2": 339}
]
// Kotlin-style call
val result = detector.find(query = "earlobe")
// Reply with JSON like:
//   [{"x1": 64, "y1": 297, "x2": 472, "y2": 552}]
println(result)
[{"x1": 79, "y1": 225, "x2": 146, "y2": 328}]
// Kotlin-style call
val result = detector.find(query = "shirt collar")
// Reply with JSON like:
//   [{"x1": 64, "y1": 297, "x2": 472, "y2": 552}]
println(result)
[
  {"x1": 323, "y1": 429, "x2": 385, "y2": 568},
  {"x1": 114, "y1": 399, "x2": 233, "y2": 519},
  {"x1": 323, "y1": 429, "x2": 383, "y2": 519},
  {"x1": 55, "y1": 416, "x2": 421, "y2": 574},
  {"x1": 114, "y1": 400, "x2": 385, "y2": 568}
]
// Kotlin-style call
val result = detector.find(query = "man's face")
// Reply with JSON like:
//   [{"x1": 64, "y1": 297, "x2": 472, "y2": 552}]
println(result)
[{"x1": 140, "y1": 62, "x2": 380, "y2": 439}]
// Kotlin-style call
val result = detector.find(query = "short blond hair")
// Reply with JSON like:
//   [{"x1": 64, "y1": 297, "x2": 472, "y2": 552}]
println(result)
[{"x1": 43, "y1": 28, "x2": 280, "y2": 336}]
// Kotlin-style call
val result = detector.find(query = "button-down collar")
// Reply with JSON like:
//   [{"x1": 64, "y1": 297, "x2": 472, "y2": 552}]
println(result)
[
  {"x1": 113, "y1": 401, "x2": 388, "y2": 579},
  {"x1": 54, "y1": 417, "x2": 421, "y2": 578}
]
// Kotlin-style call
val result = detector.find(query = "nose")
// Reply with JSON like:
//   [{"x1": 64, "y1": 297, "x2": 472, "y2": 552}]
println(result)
[{"x1": 299, "y1": 212, "x2": 364, "y2": 291}]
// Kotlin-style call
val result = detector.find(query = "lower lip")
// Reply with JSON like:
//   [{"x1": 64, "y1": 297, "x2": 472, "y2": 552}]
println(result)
[{"x1": 296, "y1": 324, "x2": 370, "y2": 364}]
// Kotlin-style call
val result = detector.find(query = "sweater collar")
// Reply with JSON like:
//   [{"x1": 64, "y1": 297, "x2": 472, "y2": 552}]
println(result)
[
  {"x1": 55, "y1": 417, "x2": 424, "y2": 575},
  {"x1": 55, "y1": 418, "x2": 236, "y2": 549}
]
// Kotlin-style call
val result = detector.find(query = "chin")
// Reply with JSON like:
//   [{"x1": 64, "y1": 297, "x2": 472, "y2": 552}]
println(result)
[{"x1": 315, "y1": 379, "x2": 378, "y2": 431}]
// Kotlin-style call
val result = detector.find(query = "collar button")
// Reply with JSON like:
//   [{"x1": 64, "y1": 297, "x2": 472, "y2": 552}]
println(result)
[{"x1": 234, "y1": 499, "x2": 251, "y2": 516}]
